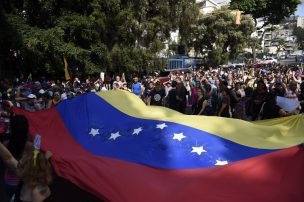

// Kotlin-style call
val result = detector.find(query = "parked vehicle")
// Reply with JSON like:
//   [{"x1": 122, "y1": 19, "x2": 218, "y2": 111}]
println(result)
[
  {"x1": 287, "y1": 54, "x2": 297, "y2": 58},
  {"x1": 166, "y1": 55, "x2": 203, "y2": 70},
  {"x1": 249, "y1": 58, "x2": 275, "y2": 68},
  {"x1": 222, "y1": 63, "x2": 245, "y2": 68},
  {"x1": 157, "y1": 71, "x2": 171, "y2": 84},
  {"x1": 262, "y1": 57, "x2": 277, "y2": 64}
]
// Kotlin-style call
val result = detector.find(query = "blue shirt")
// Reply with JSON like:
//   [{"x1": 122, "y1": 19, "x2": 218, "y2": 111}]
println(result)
[{"x1": 132, "y1": 83, "x2": 142, "y2": 96}]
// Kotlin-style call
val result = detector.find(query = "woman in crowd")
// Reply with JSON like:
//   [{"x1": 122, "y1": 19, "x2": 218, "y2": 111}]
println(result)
[
  {"x1": 218, "y1": 87, "x2": 231, "y2": 118},
  {"x1": 39, "y1": 93, "x2": 52, "y2": 110},
  {"x1": 4, "y1": 115, "x2": 32, "y2": 198},
  {"x1": 193, "y1": 89, "x2": 204, "y2": 115},
  {"x1": 51, "y1": 91, "x2": 61, "y2": 107},
  {"x1": 248, "y1": 80, "x2": 268, "y2": 120},
  {"x1": 233, "y1": 87, "x2": 253, "y2": 120},
  {"x1": 190, "y1": 81, "x2": 201, "y2": 112},
  {"x1": 261, "y1": 92, "x2": 298, "y2": 119},
  {"x1": 0, "y1": 119, "x2": 52, "y2": 202},
  {"x1": 13, "y1": 149, "x2": 53, "y2": 202},
  {"x1": 194, "y1": 85, "x2": 215, "y2": 116}
]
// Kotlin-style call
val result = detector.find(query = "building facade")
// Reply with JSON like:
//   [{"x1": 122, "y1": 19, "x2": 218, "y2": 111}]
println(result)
[
  {"x1": 169, "y1": 0, "x2": 224, "y2": 57},
  {"x1": 196, "y1": 0, "x2": 220, "y2": 14},
  {"x1": 252, "y1": 16, "x2": 300, "y2": 56},
  {"x1": 297, "y1": 16, "x2": 304, "y2": 28}
]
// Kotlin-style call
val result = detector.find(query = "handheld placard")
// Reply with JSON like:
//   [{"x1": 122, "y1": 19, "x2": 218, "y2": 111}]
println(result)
[
  {"x1": 33, "y1": 134, "x2": 41, "y2": 166},
  {"x1": 34, "y1": 134, "x2": 41, "y2": 150}
]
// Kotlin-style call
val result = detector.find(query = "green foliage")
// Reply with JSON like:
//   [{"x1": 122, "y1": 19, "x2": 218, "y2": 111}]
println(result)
[
  {"x1": 176, "y1": 1, "x2": 200, "y2": 52},
  {"x1": 263, "y1": 47, "x2": 270, "y2": 55},
  {"x1": 230, "y1": 0, "x2": 301, "y2": 27},
  {"x1": 192, "y1": 8, "x2": 255, "y2": 65},
  {"x1": 0, "y1": 0, "x2": 198, "y2": 77},
  {"x1": 276, "y1": 38, "x2": 286, "y2": 49},
  {"x1": 293, "y1": 26, "x2": 304, "y2": 50},
  {"x1": 246, "y1": 37, "x2": 262, "y2": 62}
]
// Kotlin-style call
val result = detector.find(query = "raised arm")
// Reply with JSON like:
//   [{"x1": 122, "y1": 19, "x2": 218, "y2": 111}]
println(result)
[{"x1": 0, "y1": 142, "x2": 18, "y2": 170}]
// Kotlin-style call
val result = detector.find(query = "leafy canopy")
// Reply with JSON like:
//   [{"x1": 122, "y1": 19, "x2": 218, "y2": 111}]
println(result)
[
  {"x1": 230, "y1": 0, "x2": 301, "y2": 27},
  {"x1": 190, "y1": 7, "x2": 255, "y2": 65},
  {"x1": 293, "y1": 26, "x2": 304, "y2": 50},
  {"x1": 0, "y1": 0, "x2": 198, "y2": 78}
]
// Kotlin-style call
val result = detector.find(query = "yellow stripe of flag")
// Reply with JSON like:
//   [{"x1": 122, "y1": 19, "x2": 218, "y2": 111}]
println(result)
[{"x1": 97, "y1": 90, "x2": 304, "y2": 150}]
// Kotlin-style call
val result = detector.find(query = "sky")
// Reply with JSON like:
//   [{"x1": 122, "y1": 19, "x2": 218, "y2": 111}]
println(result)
[
  {"x1": 297, "y1": 0, "x2": 304, "y2": 16},
  {"x1": 213, "y1": 0, "x2": 304, "y2": 16}
]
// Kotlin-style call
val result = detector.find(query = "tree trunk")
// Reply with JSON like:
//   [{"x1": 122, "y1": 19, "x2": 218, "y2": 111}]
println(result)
[{"x1": 252, "y1": 45, "x2": 256, "y2": 63}]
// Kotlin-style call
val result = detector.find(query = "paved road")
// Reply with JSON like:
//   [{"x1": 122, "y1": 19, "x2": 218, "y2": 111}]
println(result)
[{"x1": 278, "y1": 57, "x2": 304, "y2": 65}]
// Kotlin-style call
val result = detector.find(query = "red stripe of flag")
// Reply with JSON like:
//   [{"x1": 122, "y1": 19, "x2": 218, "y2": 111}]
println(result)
[{"x1": 14, "y1": 107, "x2": 304, "y2": 202}]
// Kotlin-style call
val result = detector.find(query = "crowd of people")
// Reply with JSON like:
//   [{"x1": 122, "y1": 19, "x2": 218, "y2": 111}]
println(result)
[
  {"x1": 0, "y1": 64, "x2": 303, "y2": 121},
  {"x1": 0, "y1": 63, "x2": 304, "y2": 201}
]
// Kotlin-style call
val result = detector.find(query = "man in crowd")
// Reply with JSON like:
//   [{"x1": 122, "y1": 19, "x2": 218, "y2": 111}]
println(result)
[
  {"x1": 168, "y1": 80, "x2": 180, "y2": 111},
  {"x1": 175, "y1": 77, "x2": 187, "y2": 113},
  {"x1": 113, "y1": 76, "x2": 123, "y2": 89},
  {"x1": 131, "y1": 77, "x2": 142, "y2": 97},
  {"x1": 148, "y1": 81, "x2": 166, "y2": 106}
]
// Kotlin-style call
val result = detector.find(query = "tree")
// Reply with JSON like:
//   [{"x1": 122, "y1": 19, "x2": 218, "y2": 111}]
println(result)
[
  {"x1": 193, "y1": 8, "x2": 255, "y2": 66},
  {"x1": 0, "y1": 0, "x2": 199, "y2": 78},
  {"x1": 230, "y1": 0, "x2": 300, "y2": 63},
  {"x1": 263, "y1": 47, "x2": 270, "y2": 56},
  {"x1": 273, "y1": 38, "x2": 286, "y2": 57},
  {"x1": 247, "y1": 37, "x2": 261, "y2": 63},
  {"x1": 230, "y1": 0, "x2": 301, "y2": 27},
  {"x1": 175, "y1": 1, "x2": 200, "y2": 54},
  {"x1": 293, "y1": 26, "x2": 304, "y2": 50}
]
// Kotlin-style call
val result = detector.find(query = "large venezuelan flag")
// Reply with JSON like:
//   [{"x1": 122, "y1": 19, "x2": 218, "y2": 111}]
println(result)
[{"x1": 14, "y1": 91, "x2": 304, "y2": 202}]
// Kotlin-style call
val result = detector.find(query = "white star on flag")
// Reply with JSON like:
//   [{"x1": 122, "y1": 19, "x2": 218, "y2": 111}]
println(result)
[
  {"x1": 89, "y1": 128, "x2": 99, "y2": 137},
  {"x1": 173, "y1": 133, "x2": 186, "y2": 142},
  {"x1": 156, "y1": 123, "x2": 168, "y2": 130},
  {"x1": 191, "y1": 146, "x2": 207, "y2": 156},
  {"x1": 132, "y1": 127, "x2": 143, "y2": 135},
  {"x1": 215, "y1": 160, "x2": 228, "y2": 166},
  {"x1": 109, "y1": 132, "x2": 121, "y2": 140}
]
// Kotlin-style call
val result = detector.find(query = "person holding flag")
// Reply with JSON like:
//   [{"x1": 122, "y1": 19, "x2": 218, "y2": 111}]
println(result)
[{"x1": 0, "y1": 131, "x2": 52, "y2": 202}]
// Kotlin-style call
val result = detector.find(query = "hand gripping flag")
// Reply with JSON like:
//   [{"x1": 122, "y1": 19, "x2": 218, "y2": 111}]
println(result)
[{"x1": 14, "y1": 91, "x2": 304, "y2": 202}]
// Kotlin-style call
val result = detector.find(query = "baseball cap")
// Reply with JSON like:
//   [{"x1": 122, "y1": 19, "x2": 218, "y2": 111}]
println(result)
[
  {"x1": 39, "y1": 89, "x2": 46, "y2": 94},
  {"x1": 27, "y1": 94, "x2": 37, "y2": 99}
]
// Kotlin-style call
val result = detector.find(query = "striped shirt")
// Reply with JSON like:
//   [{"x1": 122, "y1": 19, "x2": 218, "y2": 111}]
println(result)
[{"x1": 4, "y1": 167, "x2": 20, "y2": 186}]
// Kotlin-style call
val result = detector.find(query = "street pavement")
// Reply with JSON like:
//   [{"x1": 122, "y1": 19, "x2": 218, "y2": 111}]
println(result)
[{"x1": 278, "y1": 57, "x2": 303, "y2": 65}]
